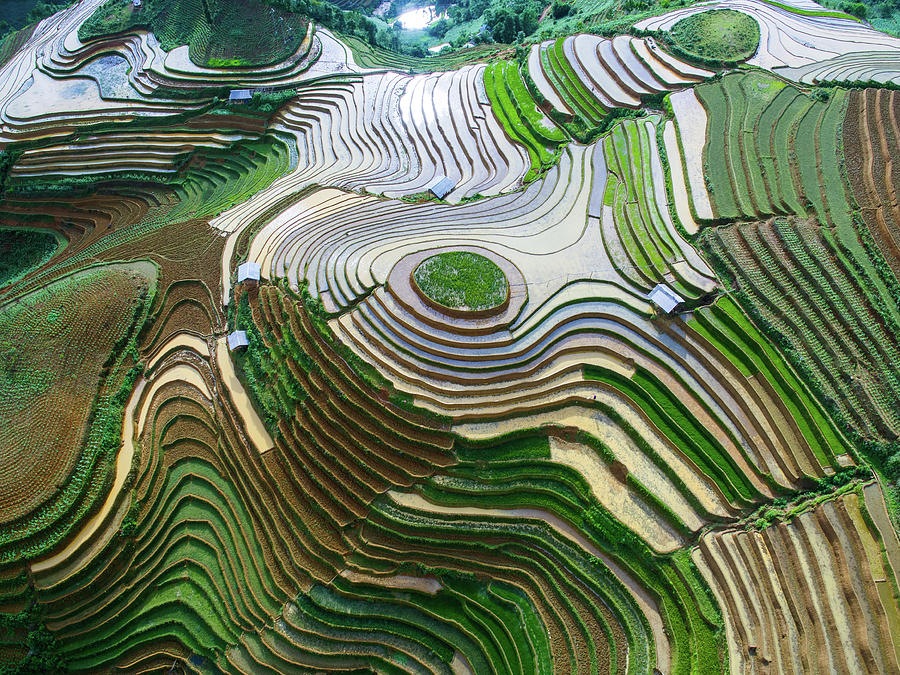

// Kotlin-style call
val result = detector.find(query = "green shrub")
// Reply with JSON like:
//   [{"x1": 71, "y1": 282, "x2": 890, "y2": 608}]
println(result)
[
  {"x1": 0, "y1": 228, "x2": 60, "y2": 289},
  {"x1": 552, "y1": 1, "x2": 572, "y2": 18}
]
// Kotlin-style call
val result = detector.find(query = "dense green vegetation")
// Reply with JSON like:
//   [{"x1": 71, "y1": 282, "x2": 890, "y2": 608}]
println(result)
[
  {"x1": 341, "y1": 32, "x2": 501, "y2": 70},
  {"x1": 0, "y1": 590, "x2": 66, "y2": 674},
  {"x1": 667, "y1": 9, "x2": 760, "y2": 65},
  {"x1": 0, "y1": 0, "x2": 72, "y2": 42},
  {"x1": 0, "y1": 27, "x2": 33, "y2": 71},
  {"x1": 0, "y1": 228, "x2": 60, "y2": 289},
  {"x1": 745, "y1": 465, "x2": 870, "y2": 530},
  {"x1": 694, "y1": 73, "x2": 844, "y2": 225},
  {"x1": 389, "y1": 0, "x2": 694, "y2": 54},
  {"x1": 413, "y1": 251, "x2": 508, "y2": 311},
  {"x1": 818, "y1": 0, "x2": 897, "y2": 30}
]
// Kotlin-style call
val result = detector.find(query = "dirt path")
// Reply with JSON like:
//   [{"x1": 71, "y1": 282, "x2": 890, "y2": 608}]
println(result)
[
  {"x1": 340, "y1": 569, "x2": 441, "y2": 594},
  {"x1": 31, "y1": 376, "x2": 147, "y2": 576},
  {"x1": 215, "y1": 337, "x2": 275, "y2": 453}
]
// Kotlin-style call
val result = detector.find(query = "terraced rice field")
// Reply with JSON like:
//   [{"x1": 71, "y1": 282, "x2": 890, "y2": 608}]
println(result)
[
  {"x1": 2, "y1": 0, "x2": 900, "y2": 672},
  {"x1": 695, "y1": 482, "x2": 900, "y2": 674},
  {"x1": 844, "y1": 88, "x2": 900, "y2": 283},
  {"x1": 78, "y1": 0, "x2": 310, "y2": 68},
  {"x1": 526, "y1": 34, "x2": 712, "y2": 137},
  {"x1": 701, "y1": 217, "x2": 900, "y2": 442},
  {"x1": 691, "y1": 71, "x2": 847, "y2": 224},
  {"x1": 0, "y1": 263, "x2": 154, "y2": 562},
  {"x1": 483, "y1": 60, "x2": 566, "y2": 180},
  {"x1": 636, "y1": 0, "x2": 900, "y2": 70}
]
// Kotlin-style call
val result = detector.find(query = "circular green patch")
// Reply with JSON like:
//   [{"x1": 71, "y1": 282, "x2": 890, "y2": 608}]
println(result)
[
  {"x1": 413, "y1": 252, "x2": 508, "y2": 312},
  {"x1": 668, "y1": 9, "x2": 760, "y2": 64}
]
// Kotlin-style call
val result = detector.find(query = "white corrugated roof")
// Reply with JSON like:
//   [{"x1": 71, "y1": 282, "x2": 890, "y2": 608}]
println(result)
[
  {"x1": 237, "y1": 261, "x2": 261, "y2": 282},
  {"x1": 428, "y1": 176, "x2": 456, "y2": 199},
  {"x1": 648, "y1": 283, "x2": 684, "y2": 314},
  {"x1": 227, "y1": 330, "x2": 249, "y2": 350}
]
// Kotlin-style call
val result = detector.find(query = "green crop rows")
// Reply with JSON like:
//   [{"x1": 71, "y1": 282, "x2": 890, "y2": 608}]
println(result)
[
  {"x1": 484, "y1": 61, "x2": 566, "y2": 181},
  {"x1": 701, "y1": 217, "x2": 900, "y2": 443},
  {"x1": 540, "y1": 38, "x2": 607, "y2": 130}
]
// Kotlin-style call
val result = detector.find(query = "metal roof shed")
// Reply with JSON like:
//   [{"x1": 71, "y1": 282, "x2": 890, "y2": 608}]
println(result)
[
  {"x1": 227, "y1": 330, "x2": 249, "y2": 351},
  {"x1": 229, "y1": 89, "x2": 253, "y2": 102},
  {"x1": 428, "y1": 176, "x2": 456, "y2": 200},
  {"x1": 237, "y1": 261, "x2": 261, "y2": 283},
  {"x1": 648, "y1": 284, "x2": 684, "y2": 314}
]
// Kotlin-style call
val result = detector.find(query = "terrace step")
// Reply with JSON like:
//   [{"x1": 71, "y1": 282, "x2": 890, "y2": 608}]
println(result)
[{"x1": 636, "y1": 0, "x2": 900, "y2": 70}]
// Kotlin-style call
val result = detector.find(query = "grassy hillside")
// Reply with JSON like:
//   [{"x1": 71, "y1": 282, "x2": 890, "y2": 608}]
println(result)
[{"x1": 79, "y1": 0, "x2": 308, "y2": 67}]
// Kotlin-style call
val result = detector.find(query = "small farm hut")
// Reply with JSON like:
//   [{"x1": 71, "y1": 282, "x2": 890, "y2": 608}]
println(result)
[
  {"x1": 648, "y1": 284, "x2": 684, "y2": 314},
  {"x1": 237, "y1": 261, "x2": 261, "y2": 283},
  {"x1": 229, "y1": 89, "x2": 253, "y2": 103},
  {"x1": 428, "y1": 176, "x2": 456, "y2": 200},
  {"x1": 228, "y1": 330, "x2": 249, "y2": 351}
]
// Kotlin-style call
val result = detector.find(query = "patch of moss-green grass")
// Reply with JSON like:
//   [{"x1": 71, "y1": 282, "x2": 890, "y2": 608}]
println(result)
[
  {"x1": 668, "y1": 9, "x2": 760, "y2": 65},
  {"x1": 413, "y1": 251, "x2": 508, "y2": 312}
]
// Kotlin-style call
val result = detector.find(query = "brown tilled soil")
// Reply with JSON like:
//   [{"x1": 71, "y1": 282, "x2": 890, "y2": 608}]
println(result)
[
  {"x1": 96, "y1": 219, "x2": 226, "y2": 350},
  {"x1": 0, "y1": 263, "x2": 153, "y2": 524},
  {"x1": 844, "y1": 89, "x2": 900, "y2": 280},
  {"x1": 0, "y1": 185, "x2": 226, "y2": 349}
]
